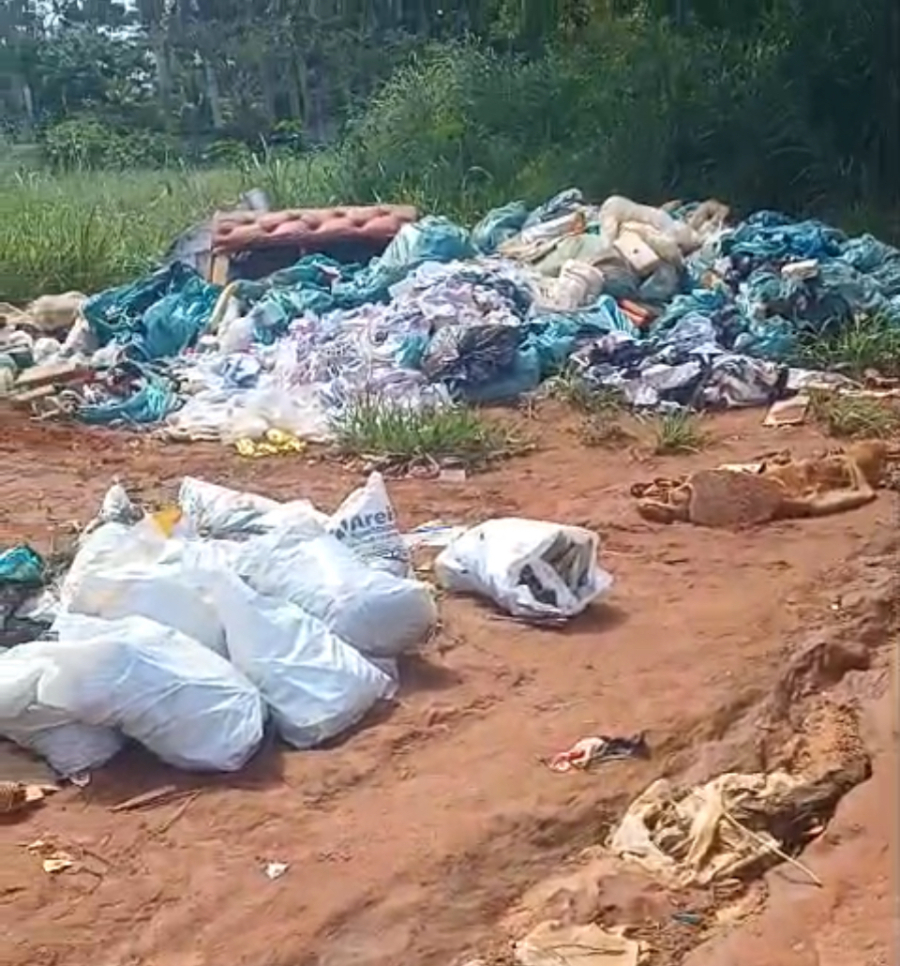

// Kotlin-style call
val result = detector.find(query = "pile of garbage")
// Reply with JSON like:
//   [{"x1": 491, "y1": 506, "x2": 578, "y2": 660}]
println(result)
[
  {"x1": 0, "y1": 475, "x2": 613, "y2": 778},
  {"x1": 3, "y1": 190, "x2": 899, "y2": 435}
]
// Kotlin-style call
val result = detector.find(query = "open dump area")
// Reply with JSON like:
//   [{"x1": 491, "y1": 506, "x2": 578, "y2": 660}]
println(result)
[{"x1": 0, "y1": 405, "x2": 894, "y2": 966}]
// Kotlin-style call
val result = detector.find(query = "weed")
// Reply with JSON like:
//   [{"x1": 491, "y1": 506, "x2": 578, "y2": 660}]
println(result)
[
  {"x1": 548, "y1": 370, "x2": 626, "y2": 416},
  {"x1": 650, "y1": 410, "x2": 709, "y2": 455},
  {"x1": 808, "y1": 390, "x2": 900, "y2": 438},
  {"x1": 331, "y1": 397, "x2": 521, "y2": 472},
  {"x1": 577, "y1": 415, "x2": 636, "y2": 449},
  {"x1": 796, "y1": 315, "x2": 900, "y2": 379}
]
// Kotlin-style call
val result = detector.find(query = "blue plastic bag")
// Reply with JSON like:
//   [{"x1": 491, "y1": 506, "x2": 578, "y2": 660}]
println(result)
[
  {"x1": 0, "y1": 546, "x2": 44, "y2": 584},
  {"x1": 471, "y1": 202, "x2": 529, "y2": 254},
  {"x1": 84, "y1": 263, "x2": 221, "y2": 361}
]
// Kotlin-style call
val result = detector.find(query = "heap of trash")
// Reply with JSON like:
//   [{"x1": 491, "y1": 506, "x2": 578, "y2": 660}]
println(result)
[
  {"x1": 2, "y1": 190, "x2": 900, "y2": 434},
  {"x1": 0, "y1": 474, "x2": 612, "y2": 778}
]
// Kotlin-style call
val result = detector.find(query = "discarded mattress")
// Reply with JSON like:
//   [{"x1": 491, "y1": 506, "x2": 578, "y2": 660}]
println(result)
[{"x1": 212, "y1": 205, "x2": 419, "y2": 254}]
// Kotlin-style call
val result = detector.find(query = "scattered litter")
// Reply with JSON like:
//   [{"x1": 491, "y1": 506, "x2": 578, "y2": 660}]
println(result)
[
  {"x1": 26, "y1": 839, "x2": 75, "y2": 874},
  {"x1": 763, "y1": 395, "x2": 809, "y2": 427},
  {"x1": 514, "y1": 920, "x2": 644, "y2": 966},
  {"x1": 0, "y1": 781, "x2": 57, "y2": 815},
  {"x1": 608, "y1": 771, "x2": 823, "y2": 887},
  {"x1": 672, "y1": 912, "x2": 703, "y2": 926},
  {"x1": 0, "y1": 546, "x2": 44, "y2": 585},
  {"x1": 264, "y1": 861, "x2": 289, "y2": 880},
  {"x1": 548, "y1": 733, "x2": 650, "y2": 772},
  {"x1": 110, "y1": 784, "x2": 180, "y2": 813},
  {"x1": 234, "y1": 429, "x2": 306, "y2": 458},
  {"x1": 434, "y1": 519, "x2": 612, "y2": 622},
  {"x1": 402, "y1": 521, "x2": 467, "y2": 550}
]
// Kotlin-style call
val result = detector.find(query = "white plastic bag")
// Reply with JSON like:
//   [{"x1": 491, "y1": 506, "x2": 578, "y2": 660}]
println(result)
[
  {"x1": 0, "y1": 647, "x2": 124, "y2": 776},
  {"x1": 65, "y1": 560, "x2": 228, "y2": 657},
  {"x1": 61, "y1": 521, "x2": 166, "y2": 611},
  {"x1": 327, "y1": 472, "x2": 411, "y2": 576},
  {"x1": 206, "y1": 569, "x2": 395, "y2": 748},
  {"x1": 179, "y1": 477, "x2": 281, "y2": 538},
  {"x1": 237, "y1": 528, "x2": 436, "y2": 658},
  {"x1": 44, "y1": 613, "x2": 265, "y2": 772},
  {"x1": 434, "y1": 518, "x2": 613, "y2": 621}
]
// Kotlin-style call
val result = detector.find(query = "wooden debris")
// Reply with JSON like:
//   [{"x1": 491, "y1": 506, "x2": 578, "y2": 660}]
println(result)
[{"x1": 110, "y1": 784, "x2": 179, "y2": 813}]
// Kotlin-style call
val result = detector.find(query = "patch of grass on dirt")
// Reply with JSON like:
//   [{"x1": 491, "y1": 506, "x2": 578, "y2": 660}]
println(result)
[
  {"x1": 577, "y1": 414, "x2": 637, "y2": 449},
  {"x1": 332, "y1": 397, "x2": 522, "y2": 472},
  {"x1": 548, "y1": 369, "x2": 626, "y2": 415},
  {"x1": 808, "y1": 390, "x2": 900, "y2": 439},
  {"x1": 650, "y1": 410, "x2": 709, "y2": 455},
  {"x1": 797, "y1": 315, "x2": 900, "y2": 380}
]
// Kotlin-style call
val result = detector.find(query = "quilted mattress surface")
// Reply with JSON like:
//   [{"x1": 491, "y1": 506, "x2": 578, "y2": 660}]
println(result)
[{"x1": 213, "y1": 205, "x2": 418, "y2": 254}]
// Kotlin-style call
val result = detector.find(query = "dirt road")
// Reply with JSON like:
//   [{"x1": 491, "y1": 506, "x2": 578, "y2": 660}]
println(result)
[{"x1": 0, "y1": 406, "x2": 894, "y2": 966}]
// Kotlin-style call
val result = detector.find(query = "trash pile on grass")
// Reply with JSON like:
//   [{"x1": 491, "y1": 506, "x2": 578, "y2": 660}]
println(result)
[
  {"x1": 2, "y1": 191, "x2": 900, "y2": 436},
  {"x1": 0, "y1": 475, "x2": 612, "y2": 779}
]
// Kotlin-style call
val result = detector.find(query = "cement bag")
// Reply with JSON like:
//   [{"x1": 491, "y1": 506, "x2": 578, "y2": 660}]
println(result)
[
  {"x1": 237, "y1": 528, "x2": 436, "y2": 658},
  {"x1": 326, "y1": 471, "x2": 411, "y2": 577},
  {"x1": 434, "y1": 518, "x2": 613, "y2": 621},
  {"x1": 0, "y1": 647, "x2": 123, "y2": 776},
  {"x1": 207, "y1": 569, "x2": 396, "y2": 748},
  {"x1": 43, "y1": 613, "x2": 265, "y2": 772}
]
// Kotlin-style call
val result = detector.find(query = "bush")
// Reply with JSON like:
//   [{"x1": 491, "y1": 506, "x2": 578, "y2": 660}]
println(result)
[{"x1": 41, "y1": 117, "x2": 184, "y2": 171}]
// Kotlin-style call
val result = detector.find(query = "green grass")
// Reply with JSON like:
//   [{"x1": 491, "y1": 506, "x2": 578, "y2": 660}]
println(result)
[
  {"x1": 650, "y1": 410, "x2": 710, "y2": 455},
  {"x1": 547, "y1": 369, "x2": 627, "y2": 416},
  {"x1": 796, "y1": 316, "x2": 900, "y2": 380},
  {"x1": 808, "y1": 390, "x2": 900, "y2": 439},
  {"x1": 331, "y1": 396, "x2": 522, "y2": 472},
  {"x1": 0, "y1": 155, "x2": 360, "y2": 304}
]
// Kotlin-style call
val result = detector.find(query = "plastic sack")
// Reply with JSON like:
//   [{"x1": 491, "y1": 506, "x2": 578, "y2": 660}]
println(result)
[
  {"x1": 178, "y1": 477, "x2": 280, "y2": 537},
  {"x1": 178, "y1": 477, "x2": 326, "y2": 539},
  {"x1": 0, "y1": 647, "x2": 124, "y2": 776},
  {"x1": 64, "y1": 553, "x2": 228, "y2": 657},
  {"x1": 83, "y1": 262, "x2": 221, "y2": 362},
  {"x1": 472, "y1": 202, "x2": 529, "y2": 254},
  {"x1": 237, "y1": 528, "x2": 437, "y2": 658},
  {"x1": 434, "y1": 518, "x2": 613, "y2": 621},
  {"x1": 327, "y1": 472, "x2": 411, "y2": 577},
  {"x1": 206, "y1": 569, "x2": 395, "y2": 748},
  {"x1": 0, "y1": 545, "x2": 44, "y2": 584},
  {"x1": 375, "y1": 216, "x2": 474, "y2": 277},
  {"x1": 60, "y1": 522, "x2": 167, "y2": 612},
  {"x1": 45, "y1": 613, "x2": 265, "y2": 772}
]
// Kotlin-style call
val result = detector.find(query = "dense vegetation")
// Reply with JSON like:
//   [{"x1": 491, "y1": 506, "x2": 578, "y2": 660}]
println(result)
[{"x1": 1, "y1": 0, "x2": 898, "y2": 300}]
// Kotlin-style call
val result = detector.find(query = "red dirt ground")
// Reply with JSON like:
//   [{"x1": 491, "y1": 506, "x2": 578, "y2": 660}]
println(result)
[{"x1": 0, "y1": 405, "x2": 894, "y2": 966}]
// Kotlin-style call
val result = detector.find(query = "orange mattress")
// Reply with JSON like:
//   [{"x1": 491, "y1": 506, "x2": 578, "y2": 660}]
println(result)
[{"x1": 213, "y1": 205, "x2": 418, "y2": 255}]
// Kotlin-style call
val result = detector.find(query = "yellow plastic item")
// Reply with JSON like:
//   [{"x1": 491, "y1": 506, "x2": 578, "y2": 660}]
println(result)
[
  {"x1": 234, "y1": 429, "x2": 306, "y2": 459},
  {"x1": 151, "y1": 505, "x2": 184, "y2": 537}
]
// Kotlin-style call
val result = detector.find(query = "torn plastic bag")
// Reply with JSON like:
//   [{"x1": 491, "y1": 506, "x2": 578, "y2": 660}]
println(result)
[
  {"x1": 44, "y1": 613, "x2": 265, "y2": 772},
  {"x1": 236, "y1": 528, "x2": 437, "y2": 658},
  {"x1": 206, "y1": 569, "x2": 396, "y2": 748},
  {"x1": 434, "y1": 519, "x2": 612, "y2": 621},
  {"x1": 327, "y1": 472, "x2": 411, "y2": 577},
  {"x1": 83, "y1": 262, "x2": 221, "y2": 362},
  {"x1": 0, "y1": 648, "x2": 124, "y2": 776}
]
